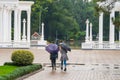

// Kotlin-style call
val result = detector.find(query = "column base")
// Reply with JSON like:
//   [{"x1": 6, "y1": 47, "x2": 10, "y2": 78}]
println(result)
[
  {"x1": 22, "y1": 39, "x2": 26, "y2": 42},
  {"x1": 37, "y1": 40, "x2": 47, "y2": 46}
]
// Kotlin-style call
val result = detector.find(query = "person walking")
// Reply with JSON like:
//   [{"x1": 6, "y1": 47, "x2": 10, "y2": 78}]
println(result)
[
  {"x1": 59, "y1": 42, "x2": 71, "y2": 71},
  {"x1": 50, "y1": 52, "x2": 58, "y2": 70},
  {"x1": 45, "y1": 43, "x2": 59, "y2": 71}
]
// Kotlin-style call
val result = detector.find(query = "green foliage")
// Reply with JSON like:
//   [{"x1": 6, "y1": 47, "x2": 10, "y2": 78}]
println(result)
[
  {"x1": 21, "y1": 0, "x2": 98, "y2": 41},
  {"x1": 0, "y1": 65, "x2": 18, "y2": 76},
  {"x1": 112, "y1": 17, "x2": 120, "y2": 28},
  {"x1": 0, "y1": 64, "x2": 42, "y2": 80},
  {"x1": 4, "y1": 62, "x2": 17, "y2": 66},
  {"x1": 11, "y1": 50, "x2": 34, "y2": 66},
  {"x1": 93, "y1": 0, "x2": 106, "y2": 2},
  {"x1": 45, "y1": 0, "x2": 95, "y2": 41},
  {"x1": 73, "y1": 0, "x2": 98, "y2": 40}
]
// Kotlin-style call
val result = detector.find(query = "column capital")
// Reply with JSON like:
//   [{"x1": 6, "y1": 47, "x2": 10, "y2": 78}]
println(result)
[
  {"x1": 42, "y1": 22, "x2": 44, "y2": 27},
  {"x1": 3, "y1": 4, "x2": 8, "y2": 9},
  {"x1": 99, "y1": 11, "x2": 103, "y2": 16},
  {"x1": 23, "y1": 18, "x2": 26, "y2": 23},
  {"x1": 8, "y1": 8, "x2": 12, "y2": 13},
  {"x1": 27, "y1": 9, "x2": 31, "y2": 14},
  {"x1": 86, "y1": 19, "x2": 89, "y2": 24},
  {"x1": 13, "y1": 4, "x2": 18, "y2": 10},
  {"x1": 110, "y1": 9, "x2": 115, "y2": 13},
  {"x1": 90, "y1": 23, "x2": 92, "y2": 27},
  {"x1": 17, "y1": 9, "x2": 21, "y2": 12}
]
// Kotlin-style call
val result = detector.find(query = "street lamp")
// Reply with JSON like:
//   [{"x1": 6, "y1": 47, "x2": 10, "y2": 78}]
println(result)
[
  {"x1": 38, "y1": 7, "x2": 48, "y2": 34},
  {"x1": 56, "y1": 30, "x2": 58, "y2": 40},
  {"x1": 39, "y1": 10, "x2": 42, "y2": 34}
]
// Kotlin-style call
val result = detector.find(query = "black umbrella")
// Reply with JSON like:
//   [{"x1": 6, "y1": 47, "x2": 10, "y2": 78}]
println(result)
[{"x1": 60, "y1": 43, "x2": 71, "y2": 52}]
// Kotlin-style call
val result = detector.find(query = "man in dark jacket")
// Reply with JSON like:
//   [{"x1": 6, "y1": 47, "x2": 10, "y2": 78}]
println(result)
[{"x1": 50, "y1": 52, "x2": 58, "y2": 70}]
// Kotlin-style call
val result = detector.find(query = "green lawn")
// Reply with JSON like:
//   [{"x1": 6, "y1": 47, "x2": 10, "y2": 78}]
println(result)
[
  {"x1": 0, "y1": 65, "x2": 19, "y2": 76},
  {"x1": 0, "y1": 64, "x2": 42, "y2": 80}
]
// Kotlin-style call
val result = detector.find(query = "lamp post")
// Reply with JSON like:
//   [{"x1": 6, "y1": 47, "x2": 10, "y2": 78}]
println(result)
[
  {"x1": 56, "y1": 30, "x2": 58, "y2": 40},
  {"x1": 39, "y1": 7, "x2": 48, "y2": 34},
  {"x1": 39, "y1": 10, "x2": 42, "y2": 34}
]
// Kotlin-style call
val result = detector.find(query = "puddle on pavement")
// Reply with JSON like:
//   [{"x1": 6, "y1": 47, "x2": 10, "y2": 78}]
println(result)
[
  {"x1": 44, "y1": 63, "x2": 120, "y2": 71},
  {"x1": 43, "y1": 63, "x2": 120, "y2": 79}
]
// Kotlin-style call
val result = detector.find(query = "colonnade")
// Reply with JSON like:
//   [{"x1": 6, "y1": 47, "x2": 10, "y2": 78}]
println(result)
[
  {"x1": 0, "y1": 1, "x2": 34, "y2": 48},
  {"x1": 82, "y1": 1, "x2": 120, "y2": 49},
  {"x1": 0, "y1": 5, "x2": 31, "y2": 42},
  {"x1": 85, "y1": 10, "x2": 115, "y2": 44},
  {"x1": 98, "y1": 10, "x2": 115, "y2": 44}
]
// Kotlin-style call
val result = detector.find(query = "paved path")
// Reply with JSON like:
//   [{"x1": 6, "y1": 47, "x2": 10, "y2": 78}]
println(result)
[{"x1": 1, "y1": 48, "x2": 120, "y2": 80}]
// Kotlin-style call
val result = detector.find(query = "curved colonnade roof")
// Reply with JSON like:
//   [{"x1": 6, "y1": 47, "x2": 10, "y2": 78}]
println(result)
[
  {"x1": 0, "y1": 0, "x2": 34, "y2": 11},
  {"x1": 97, "y1": 0, "x2": 120, "y2": 11}
]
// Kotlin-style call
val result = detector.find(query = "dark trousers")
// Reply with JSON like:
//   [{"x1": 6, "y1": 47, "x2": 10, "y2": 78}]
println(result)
[{"x1": 51, "y1": 59, "x2": 56, "y2": 69}]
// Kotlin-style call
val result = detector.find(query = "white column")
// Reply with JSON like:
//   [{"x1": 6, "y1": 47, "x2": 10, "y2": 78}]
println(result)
[
  {"x1": 90, "y1": 23, "x2": 93, "y2": 42},
  {"x1": 6, "y1": 8, "x2": 10, "y2": 42},
  {"x1": 85, "y1": 19, "x2": 89, "y2": 43},
  {"x1": 109, "y1": 10, "x2": 115, "y2": 44},
  {"x1": 119, "y1": 29, "x2": 120, "y2": 42},
  {"x1": 0, "y1": 8, "x2": 3, "y2": 42},
  {"x1": 27, "y1": 10, "x2": 31, "y2": 42},
  {"x1": 41, "y1": 22, "x2": 45, "y2": 41},
  {"x1": 22, "y1": 19, "x2": 26, "y2": 41},
  {"x1": 1, "y1": 7, "x2": 4, "y2": 42},
  {"x1": 18, "y1": 10, "x2": 21, "y2": 42},
  {"x1": 3, "y1": 5, "x2": 8, "y2": 42},
  {"x1": 14, "y1": 8, "x2": 18, "y2": 42},
  {"x1": 8, "y1": 10, "x2": 12, "y2": 42},
  {"x1": 99, "y1": 12, "x2": 103, "y2": 44}
]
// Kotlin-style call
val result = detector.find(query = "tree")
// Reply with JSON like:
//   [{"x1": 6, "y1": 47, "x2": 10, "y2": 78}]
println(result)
[
  {"x1": 20, "y1": 0, "x2": 54, "y2": 34},
  {"x1": 20, "y1": 0, "x2": 98, "y2": 42},
  {"x1": 72, "y1": 0, "x2": 98, "y2": 40},
  {"x1": 44, "y1": 0, "x2": 80, "y2": 41}
]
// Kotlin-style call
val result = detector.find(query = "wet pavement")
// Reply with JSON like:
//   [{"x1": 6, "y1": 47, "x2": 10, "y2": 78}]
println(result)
[
  {"x1": 24, "y1": 63, "x2": 120, "y2": 80},
  {"x1": 1, "y1": 48, "x2": 120, "y2": 80}
]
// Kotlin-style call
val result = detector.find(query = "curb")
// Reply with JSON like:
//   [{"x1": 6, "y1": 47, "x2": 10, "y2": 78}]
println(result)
[{"x1": 16, "y1": 68, "x2": 44, "y2": 80}]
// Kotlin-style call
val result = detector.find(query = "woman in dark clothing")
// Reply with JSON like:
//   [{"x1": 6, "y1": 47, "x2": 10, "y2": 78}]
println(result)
[{"x1": 50, "y1": 52, "x2": 58, "y2": 70}]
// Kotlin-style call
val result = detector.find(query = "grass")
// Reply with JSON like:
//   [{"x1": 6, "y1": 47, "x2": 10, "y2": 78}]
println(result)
[
  {"x1": 0, "y1": 63, "x2": 42, "y2": 80},
  {"x1": 0, "y1": 65, "x2": 19, "y2": 76}
]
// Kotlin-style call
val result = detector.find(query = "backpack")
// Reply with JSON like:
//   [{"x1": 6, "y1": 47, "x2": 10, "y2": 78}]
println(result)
[{"x1": 50, "y1": 53, "x2": 58, "y2": 59}]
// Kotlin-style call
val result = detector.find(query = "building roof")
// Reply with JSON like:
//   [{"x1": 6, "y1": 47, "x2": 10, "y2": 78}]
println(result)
[{"x1": 32, "y1": 32, "x2": 40, "y2": 37}]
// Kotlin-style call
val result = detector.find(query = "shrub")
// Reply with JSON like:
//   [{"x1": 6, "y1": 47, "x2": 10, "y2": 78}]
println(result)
[
  {"x1": 4, "y1": 62, "x2": 17, "y2": 66},
  {"x1": 11, "y1": 50, "x2": 34, "y2": 66}
]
